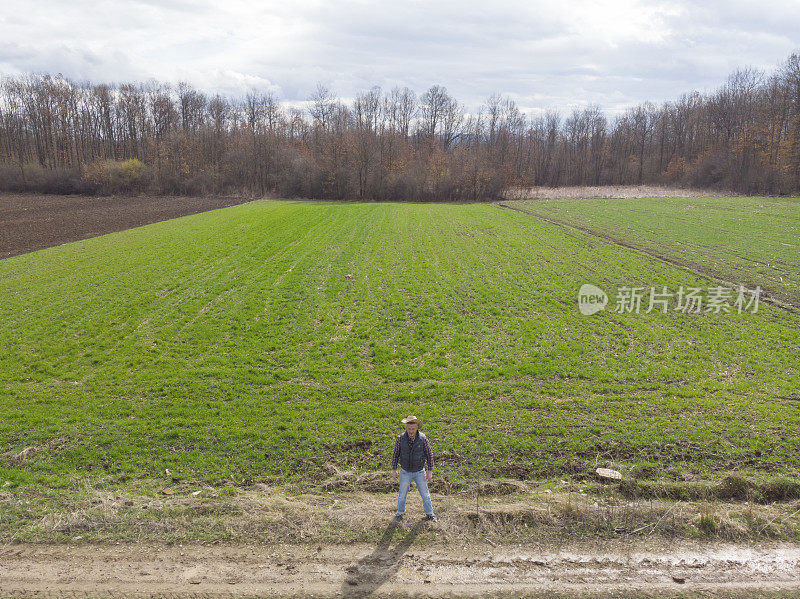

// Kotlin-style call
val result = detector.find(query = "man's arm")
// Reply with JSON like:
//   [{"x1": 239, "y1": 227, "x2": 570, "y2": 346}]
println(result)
[
  {"x1": 422, "y1": 436, "x2": 433, "y2": 471},
  {"x1": 391, "y1": 436, "x2": 401, "y2": 471}
]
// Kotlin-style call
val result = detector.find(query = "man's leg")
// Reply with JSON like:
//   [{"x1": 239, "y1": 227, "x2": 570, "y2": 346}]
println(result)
[
  {"x1": 413, "y1": 469, "x2": 435, "y2": 516},
  {"x1": 396, "y1": 468, "x2": 411, "y2": 517}
]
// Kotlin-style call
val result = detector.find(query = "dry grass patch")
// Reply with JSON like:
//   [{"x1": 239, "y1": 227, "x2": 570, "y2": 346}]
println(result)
[
  {"x1": 503, "y1": 185, "x2": 728, "y2": 200},
  {"x1": 5, "y1": 479, "x2": 800, "y2": 546}
]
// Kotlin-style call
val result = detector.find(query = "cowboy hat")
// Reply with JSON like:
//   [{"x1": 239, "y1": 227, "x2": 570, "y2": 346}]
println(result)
[{"x1": 401, "y1": 415, "x2": 422, "y2": 426}]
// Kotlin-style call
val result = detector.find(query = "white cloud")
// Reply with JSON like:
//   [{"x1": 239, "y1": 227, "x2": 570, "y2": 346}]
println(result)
[{"x1": 1, "y1": 0, "x2": 798, "y2": 115}]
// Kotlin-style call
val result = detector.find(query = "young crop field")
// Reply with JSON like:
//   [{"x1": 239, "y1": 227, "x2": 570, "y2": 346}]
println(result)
[
  {"x1": 502, "y1": 196, "x2": 800, "y2": 308},
  {"x1": 1, "y1": 198, "x2": 799, "y2": 497}
]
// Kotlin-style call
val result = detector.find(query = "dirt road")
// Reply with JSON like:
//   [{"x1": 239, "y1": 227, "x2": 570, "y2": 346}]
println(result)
[{"x1": 3, "y1": 526, "x2": 800, "y2": 598}]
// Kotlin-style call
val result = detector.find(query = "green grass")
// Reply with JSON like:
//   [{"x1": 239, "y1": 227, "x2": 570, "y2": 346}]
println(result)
[
  {"x1": 1, "y1": 199, "x2": 799, "y2": 493},
  {"x1": 504, "y1": 196, "x2": 800, "y2": 307}
]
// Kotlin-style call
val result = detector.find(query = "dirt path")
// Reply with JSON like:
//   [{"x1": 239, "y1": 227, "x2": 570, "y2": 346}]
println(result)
[
  {"x1": 3, "y1": 531, "x2": 800, "y2": 598},
  {"x1": 0, "y1": 193, "x2": 256, "y2": 259}
]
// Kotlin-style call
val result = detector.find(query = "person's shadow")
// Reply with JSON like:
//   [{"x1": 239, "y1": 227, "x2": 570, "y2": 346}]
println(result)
[{"x1": 340, "y1": 518, "x2": 427, "y2": 597}]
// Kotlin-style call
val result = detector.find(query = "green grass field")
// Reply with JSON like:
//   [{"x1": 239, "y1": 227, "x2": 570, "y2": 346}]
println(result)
[
  {"x1": 505, "y1": 196, "x2": 800, "y2": 307},
  {"x1": 1, "y1": 198, "x2": 799, "y2": 494}
]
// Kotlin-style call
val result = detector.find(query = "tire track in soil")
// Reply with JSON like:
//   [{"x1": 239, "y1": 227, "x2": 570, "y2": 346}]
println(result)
[{"x1": 2, "y1": 539, "x2": 800, "y2": 597}]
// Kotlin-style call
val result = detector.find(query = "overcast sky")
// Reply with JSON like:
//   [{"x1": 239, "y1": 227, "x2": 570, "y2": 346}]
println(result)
[{"x1": 2, "y1": 0, "x2": 799, "y2": 115}]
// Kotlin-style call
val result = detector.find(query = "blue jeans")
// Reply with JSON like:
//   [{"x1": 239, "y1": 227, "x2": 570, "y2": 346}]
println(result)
[{"x1": 396, "y1": 467, "x2": 434, "y2": 516}]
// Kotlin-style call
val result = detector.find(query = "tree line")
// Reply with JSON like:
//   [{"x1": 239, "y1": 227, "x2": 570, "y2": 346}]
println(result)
[{"x1": 1, "y1": 51, "x2": 799, "y2": 200}]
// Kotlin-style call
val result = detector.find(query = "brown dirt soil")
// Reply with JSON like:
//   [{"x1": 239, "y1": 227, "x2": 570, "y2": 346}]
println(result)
[
  {"x1": 0, "y1": 193, "x2": 256, "y2": 259},
  {"x1": 2, "y1": 536, "x2": 800, "y2": 598}
]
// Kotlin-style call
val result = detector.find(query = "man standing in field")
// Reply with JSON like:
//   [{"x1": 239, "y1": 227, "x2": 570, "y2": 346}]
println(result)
[{"x1": 391, "y1": 415, "x2": 437, "y2": 522}]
